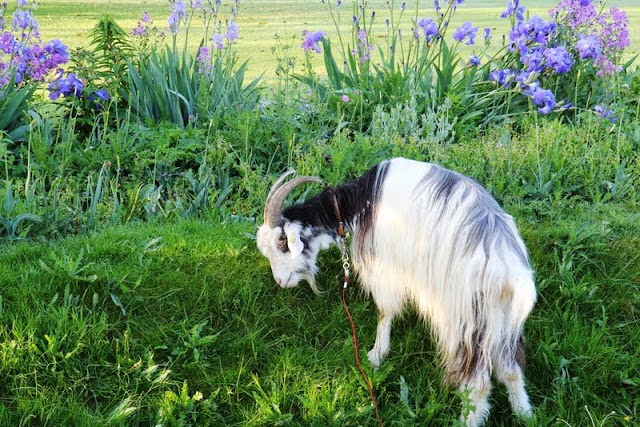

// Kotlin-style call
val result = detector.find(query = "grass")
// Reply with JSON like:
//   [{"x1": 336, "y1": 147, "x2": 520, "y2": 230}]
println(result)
[
  {"x1": 0, "y1": 204, "x2": 638, "y2": 425},
  {"x1": 31, "y1": 0, "x2": 640, "y2": 83}
]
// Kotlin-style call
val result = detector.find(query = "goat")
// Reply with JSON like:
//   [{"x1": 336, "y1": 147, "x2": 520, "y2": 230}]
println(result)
[{"x1": 256, "y1": 157, "x2": 536, "y2": 426}]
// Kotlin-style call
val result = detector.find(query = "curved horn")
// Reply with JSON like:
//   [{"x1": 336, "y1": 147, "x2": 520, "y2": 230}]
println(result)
[
  {"x1": 265, "y1": 168, "x2": 295, "y2": 209},
  {"x1": 263, "y1": 175, "x2": 323, "y2": 226}
]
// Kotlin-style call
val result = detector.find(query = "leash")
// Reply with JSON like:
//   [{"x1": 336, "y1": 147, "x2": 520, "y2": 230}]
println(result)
[{"x1": 334, "y1": 192, "x2": 384, "y2": 426}]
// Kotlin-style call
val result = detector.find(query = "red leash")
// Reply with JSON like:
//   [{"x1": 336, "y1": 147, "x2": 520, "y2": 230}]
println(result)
[
  {"x1": 332, "y1": 198, "x2": 383, "y2": 426},
  {"x1": 342, "y1": 283, "x2": 384, "y2": 427}
]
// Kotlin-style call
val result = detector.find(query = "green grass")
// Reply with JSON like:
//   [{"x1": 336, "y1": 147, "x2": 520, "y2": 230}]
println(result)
[
  {"x1": 0, "y1": 204, "x2": 638, "y2": 425},
  {"x1": 0, "y1": 205, "x2": 640, "y2": 426},
  {"x1": 31, "y1": 0, "x2": 640, "y2": 83}
]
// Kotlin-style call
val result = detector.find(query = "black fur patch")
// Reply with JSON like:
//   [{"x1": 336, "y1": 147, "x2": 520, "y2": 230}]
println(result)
[{"x1": 282, "y1": 162, "x2": 390, "y2": 241}]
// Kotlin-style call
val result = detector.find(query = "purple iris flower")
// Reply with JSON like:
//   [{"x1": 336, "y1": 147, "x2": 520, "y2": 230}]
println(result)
[
  {"x1": 93, "y1": 88, "x2": 109, "y2": 101},
  {"x1": 44, "y1": 39, "x2": 67, "y2": 57},
  {"x1": 544, "y1": 46, "x2": 573, "y2": 74},
  {"x1": 521, "y1": 47, "x2": 544, "y2": 72},
  {"x1": 416, "y1": 17, "x2": 438, "y2": 42},
  {"x1": 301, "y1": 30, "x2": 326, "y2": 53},
  {"x1": 48, "y1": 72, "x2": 84, "y2": 99},
  {"x1": 489, "y1": 68, "x2": 514, "y2": 87},
  {"x1": 594, "y1": 105, "x2": 616, "y2": 122},
  {"x1": 1, "y1": 32, "x2": 17, "y2": 54},
  {"x1": 225, "y1": 22, "x2": 239, "y2": 40},
  {"x1": 575, "y1": 35, "x2": 601, "y2": 60},
  {"x1": 501, "y1": 0, "x2": 526, "y2": 21},
  {"x1": 17, "y1": 0, "x2": 28, "y2": 7},
  {"x1": 579, "y1": 0, "x2": 592, "y2": 6},
  {"x1": 483, "y1": 28, "x2": 491, "y2": 40},
  {"x1": 526, "y1": 86, "x2": 556, "y2": 114},
  {"x1": 469, "y1": 54, "x2": 480, "y2": 66},
  {"x1": 12, "y1": 10, "x2": 35, "y2": 30},
  {"x1": 212, "y1": 33, "x2": 224, "y2": 49},
  {"x1": 452, "y1": 21, "x2": 478, "y2": 45}
]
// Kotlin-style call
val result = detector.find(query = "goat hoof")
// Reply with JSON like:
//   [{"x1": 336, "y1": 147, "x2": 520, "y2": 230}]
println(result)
[{"x1": 367, "y1": 348, "x2": 382, "y2": 369}]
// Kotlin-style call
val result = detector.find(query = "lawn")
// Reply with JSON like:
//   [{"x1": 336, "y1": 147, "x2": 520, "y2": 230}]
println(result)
[
  {"x1": 1, "y1": 202, "x2": 638, "y2": 425},
  {"x1": 33, "y1": 0, "x2": 640, "y2": 82}
]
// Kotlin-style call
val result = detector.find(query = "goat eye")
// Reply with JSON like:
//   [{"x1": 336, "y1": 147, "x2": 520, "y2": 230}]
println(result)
[{"x1": 277, "y1": 235, "x2": 289, "y2": 252}]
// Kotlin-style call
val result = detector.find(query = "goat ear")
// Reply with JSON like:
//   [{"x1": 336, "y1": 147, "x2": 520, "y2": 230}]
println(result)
[{"x1": 285, "y1": 229, "x2": 304, "y2": 257}]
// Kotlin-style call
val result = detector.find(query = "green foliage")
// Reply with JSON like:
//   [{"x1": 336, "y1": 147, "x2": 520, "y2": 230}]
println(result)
[
  {"x1": 126, "y1": 45, "x2": 260, "y2": 128},
  {"x1": 0, "y1": 80, "x2": 36, "y2": 141}
]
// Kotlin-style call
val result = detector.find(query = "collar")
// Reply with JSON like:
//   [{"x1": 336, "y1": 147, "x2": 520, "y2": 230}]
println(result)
[{"x1": 329, "y1": 188, "x2": 346, "y2": 238}]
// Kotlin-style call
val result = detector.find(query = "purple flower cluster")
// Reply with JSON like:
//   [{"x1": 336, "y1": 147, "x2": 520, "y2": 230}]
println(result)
[
  {"x1": 168, "y1": 1, "x2": 188, "y2": 36},
  {"x1": 1, "y1": 2, "x2": 69, "y2": 89},
  {"x1": 551, "y1": 0, "x2": 630, "y2": 77},
  {"x1": 132, "y1": 12, "x2": 152, "y2": 37},
  {"x1": 544, "y1": 46, "x2": 573, "y2": 74},
  {"x1": 47, "y1": 71, "x2": 110, "y2": 109},
  {"x1": 489, "y1": 67, "x2": 559, "y2": 114},
  {"x1": 351, "y1": 29, "x2": 374, "y2": 63},
  {"x1": 47, "y1": 72, "x2": 84, "y2": 99},
  {"x1": 301, "y1": 30, "x2": 326, "y2": 54},
  {"x1": 196, "y1": 46, "x2": 212, "y2": 74}
]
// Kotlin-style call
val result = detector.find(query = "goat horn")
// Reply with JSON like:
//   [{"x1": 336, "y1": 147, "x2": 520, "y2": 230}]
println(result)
[
  {"x1": 265, "y1": 168, "x2": 295, "y2": 209},
  {"x1": 264, "y1": 174, "x2": 323, "y2": 226}
]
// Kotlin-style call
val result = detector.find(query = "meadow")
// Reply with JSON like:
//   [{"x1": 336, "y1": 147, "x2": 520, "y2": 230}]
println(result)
[{"x1": 1, "y1": 0, "x2": 639, "y2": 425}]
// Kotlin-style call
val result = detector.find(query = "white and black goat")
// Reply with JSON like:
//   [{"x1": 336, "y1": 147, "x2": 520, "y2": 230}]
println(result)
[{"x1": 256, "y1": 157, "x2": 536, "y2": 426}]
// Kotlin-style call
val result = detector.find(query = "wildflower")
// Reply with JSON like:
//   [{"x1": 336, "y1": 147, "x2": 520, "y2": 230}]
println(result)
[
  {"x1": 434, "y1": 0, "x2": 441, "y2": 12},
  {"x1": 483, "y1": 27, "x2": 491, "y2": 40},
  {"x1": 212, "y1": 33, "x2": 224, "y2": 49},
  {"x1": 341, "y1": 94, "x2": 349, "y2": 102},
  {"x1": 1, "y1": 32, "x2": 17, "y2": 54},
  {"x1": 48, "y1": 72, "x2": 84, "y2": 99},
  {"x1": 452, "y1": 21, "x2": 478, "y2": 45},
  {"x1": 521, "y1": 47, "x2": 544, "y2": 72},
  {"x1": 575, "y1": 35, "x2": 601, "y2": 60},
  {"x1": 141, "y1": 12, "x2": 151, "y2": 23},
  {"x1": 469, "y1": 53, "x2": 480, "y2": 66},
  {"x1": 416, "y1": 17, "x2": 438, "y2": 42},
  {"x1": 168, "y1": 1, "x2": 187, "y2": 36},
  {"x1": 594, "y1": 105, "x2": 616, "y2": 122},
  {"x1": 93, "y1": 88, "x2": 110, "y2": 101},
  {"x1": 526, "y1": 86, "x2": 556, "y2": 114},
  {"x1": 489, "y1": 68, "x2": 514, "y2": 87},
  {"x1": 17, "y1": 0, "x2": 28, "y2": 7},
  {"x1": 225, "y1": 22, "x2": 239, "y2": 41},
  {"x1": 132, "y1": 23, "x2": 146, "y2": 36},
  {"x1": 501, "y1": 0, "x2": 526, "y2": 21},
  {"x1": 550, "y1": 0, "x2": 596, "y2": 30},
  {"x1": 12, "y1": 10, "x2": 36, "y2": 30},
  {"x1": 196, "y1": 46, "x2": 212, "y2": 73},
  {"x1": 352, "y1": 29, "x2": 374, "y2": 62},
  {"x1": 191, "y1": 0, "x2": 204, "y2": 11},
  {"x1": 301, "y1": 30, "x2": 326, "y2": 53},
  {"x1": 544, "y1": 46, "x2": 573, "y2": 74}
]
